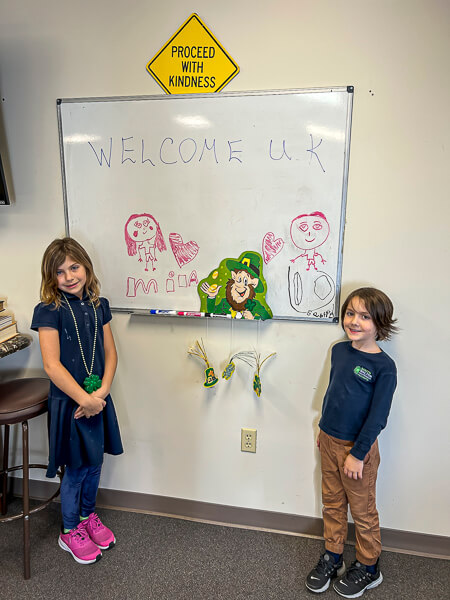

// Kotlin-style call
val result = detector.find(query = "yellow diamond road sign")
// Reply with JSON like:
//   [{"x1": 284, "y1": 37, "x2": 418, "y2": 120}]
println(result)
[{"x1": 147, "y1": 13, "x2": 239, "y2": 94}]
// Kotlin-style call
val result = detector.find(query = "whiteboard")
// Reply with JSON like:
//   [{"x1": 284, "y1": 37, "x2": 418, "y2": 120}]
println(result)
[{"x1": 58, "y1": 88, "x2": 353, "y2": 321}]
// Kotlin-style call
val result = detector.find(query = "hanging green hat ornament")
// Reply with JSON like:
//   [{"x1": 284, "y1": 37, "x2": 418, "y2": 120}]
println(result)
[
  {"x1": 204, "y1": 366, "x2": 219, "y2": 388},
  {"x1": 188, "y1": 339, "x2": 218, "y2": 388},
  {"x1": 62, "y1": 292, "x2": 102, "y2": 393}
]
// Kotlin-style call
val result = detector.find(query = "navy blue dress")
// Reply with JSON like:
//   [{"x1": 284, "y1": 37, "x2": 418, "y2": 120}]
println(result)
[{"x1": 31, "y1": 293, "x2": 123, "y2": 478}]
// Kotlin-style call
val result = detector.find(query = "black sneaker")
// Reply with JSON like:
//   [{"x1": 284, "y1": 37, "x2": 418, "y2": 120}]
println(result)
[
  {"x1": 333, "y1": 560, "x2": 383, "y2": 598},
  {"x1": 305, "y1": 552, "x2": 346, "y2": 593}
]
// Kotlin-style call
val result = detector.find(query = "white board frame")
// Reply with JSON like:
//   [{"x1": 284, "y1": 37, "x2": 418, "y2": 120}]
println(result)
[{"x1": 57, "y1": 87, "x2": 353, "y2": 322}]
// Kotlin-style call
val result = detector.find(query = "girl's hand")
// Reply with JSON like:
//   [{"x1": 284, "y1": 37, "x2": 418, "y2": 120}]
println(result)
[
  {"x1": 343, "y1": 454, "x2": 364, "y2": 480},
  {"x1": 74, "y1": 405, "x2": 86, "y2": 419},
  {"x1": 91, "y1": 392, "x2": 107, "y2": 407},
  {"x1": 92, "y1": 385, "x2": 110, "y2": 401},
  {"x1": 77, "y1": 393, "x2": 106, "y2": 418},
  {"x1": 39, "y1": 327, "x2": 107, "y2": 420}
]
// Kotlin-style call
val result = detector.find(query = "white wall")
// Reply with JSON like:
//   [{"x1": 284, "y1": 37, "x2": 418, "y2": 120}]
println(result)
[{"x1": 1, "y1": 0, "x2": 449, "y2": 538}]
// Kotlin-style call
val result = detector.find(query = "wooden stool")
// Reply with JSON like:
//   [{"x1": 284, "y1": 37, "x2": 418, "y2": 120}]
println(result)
[{"x1": 0, "y1": 378, "x2": 62, "y2": 579}]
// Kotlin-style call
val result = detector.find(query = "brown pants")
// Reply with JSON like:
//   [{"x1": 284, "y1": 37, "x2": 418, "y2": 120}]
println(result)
[{"x1": 319, "y1": 430, "x2": 381, "y2": 565}]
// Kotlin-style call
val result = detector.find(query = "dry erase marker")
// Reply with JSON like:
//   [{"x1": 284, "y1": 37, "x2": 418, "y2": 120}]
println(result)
[
  {"x1": 149, "y1": 309, "x2": 177, "y2": 315},
  {"x1": 209, "y1": 313, "x2": 232, "y2": 319},
  {"x1": 178, "y1": 311, "x2": 206, "y2": 317}
]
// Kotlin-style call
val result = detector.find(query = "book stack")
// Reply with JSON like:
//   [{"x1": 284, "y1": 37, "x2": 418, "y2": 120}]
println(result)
[{"x1": 0, "y1": 299, "x2": 18, "y2": 343}]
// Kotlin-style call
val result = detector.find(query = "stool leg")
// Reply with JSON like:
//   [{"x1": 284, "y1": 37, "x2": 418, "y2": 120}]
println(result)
[
  {"x1": 2, "y1": 424, "x2": 10, "y2": 515},
  {"x1": 22, "y1": 420, "x2": 31, "y2": 579}
]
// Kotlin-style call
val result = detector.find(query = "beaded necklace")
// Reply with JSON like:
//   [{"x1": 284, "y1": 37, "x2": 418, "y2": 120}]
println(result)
[{"x1": 61, "y1": 292, "x2": 102, "y2": 393}]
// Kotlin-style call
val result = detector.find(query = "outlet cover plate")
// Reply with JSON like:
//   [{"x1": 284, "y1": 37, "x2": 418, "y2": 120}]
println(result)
[{"x1": 241, "y1": 428, "x2": 257, "y2": 453}]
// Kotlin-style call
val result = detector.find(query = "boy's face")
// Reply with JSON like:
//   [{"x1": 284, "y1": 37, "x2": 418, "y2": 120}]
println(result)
[{"x1": 343, "y1": 297, "x2": 378, "y2": 350}]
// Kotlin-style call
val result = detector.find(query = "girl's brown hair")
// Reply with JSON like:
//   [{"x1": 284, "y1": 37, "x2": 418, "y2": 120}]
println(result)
[
  {"x1": 40, "y1": 238, "x2": 100, "y2": 308},
  {"x1": 341, "y1": 287, "x2": 398, "y2": 341}
]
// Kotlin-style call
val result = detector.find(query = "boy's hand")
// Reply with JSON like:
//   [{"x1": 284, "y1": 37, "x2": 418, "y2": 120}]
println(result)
[{"x1": 343, "y1": 454, "x2": 364, "y2": 479}]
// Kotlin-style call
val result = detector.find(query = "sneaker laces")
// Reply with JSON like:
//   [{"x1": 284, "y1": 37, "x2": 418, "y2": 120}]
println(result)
[
  {"x1": 345, "y1": 562, "x2": 368, "y2": 583},
  {"x1": 315, "y1": 553, "x2": 336, "y2": 574},
  {"x1": 88, "y1": 513, "x2": 103, "y2": 529},
  {"x1": 69, "y1": 523, "x2": 89, "y2": 541}
]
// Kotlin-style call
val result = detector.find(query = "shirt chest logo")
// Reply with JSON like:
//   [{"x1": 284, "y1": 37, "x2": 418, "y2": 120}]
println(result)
[{"x1": 353, "y1": 365, "x2": 373, "y2": 382}]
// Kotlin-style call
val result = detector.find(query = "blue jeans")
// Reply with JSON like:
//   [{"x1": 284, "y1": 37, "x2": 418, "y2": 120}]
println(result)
[{"x1": 60, "y1": 464, "x2": 102, "y2": 530}]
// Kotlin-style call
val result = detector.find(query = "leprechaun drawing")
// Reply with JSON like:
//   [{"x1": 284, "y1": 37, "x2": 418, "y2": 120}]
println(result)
[{"x1": 199, "y1": 251, "x2": 272, "y2": 320}]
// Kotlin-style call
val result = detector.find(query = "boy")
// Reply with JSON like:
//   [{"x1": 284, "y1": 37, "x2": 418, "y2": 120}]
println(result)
[{"x1": 306, "y1": 287, "x2": 398, "y2": 597}]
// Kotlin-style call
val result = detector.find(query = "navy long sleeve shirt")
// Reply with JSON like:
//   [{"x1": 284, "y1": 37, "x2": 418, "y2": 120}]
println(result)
[{"x1": 319, "y1": 341, "x2": 397, "y2": 460}]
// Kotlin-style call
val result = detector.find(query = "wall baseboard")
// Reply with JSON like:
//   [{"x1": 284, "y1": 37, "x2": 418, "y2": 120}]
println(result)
[{"x1": 8, "y1": 478, "x2": 450, "y2": 560}]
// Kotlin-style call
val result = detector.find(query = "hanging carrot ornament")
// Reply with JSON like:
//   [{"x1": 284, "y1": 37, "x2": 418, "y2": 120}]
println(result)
[{"x1": 188, "y1": 339, "x2": 218, "y2": 388}]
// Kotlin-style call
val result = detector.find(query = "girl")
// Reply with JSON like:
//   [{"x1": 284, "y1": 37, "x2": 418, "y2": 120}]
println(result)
[{"x1": 31, "y1": 237, "x2": 123, "y2": 565}]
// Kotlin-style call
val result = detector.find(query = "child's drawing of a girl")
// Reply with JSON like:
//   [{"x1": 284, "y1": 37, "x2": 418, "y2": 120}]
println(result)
[{"x1": 124, "y1": 213, "x2": 167, "y2": 272}]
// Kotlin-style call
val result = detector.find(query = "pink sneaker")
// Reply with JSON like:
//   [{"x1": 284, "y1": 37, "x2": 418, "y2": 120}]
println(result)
[
  {"x1": 84, "y1": 512, "x2": 116, "y2": 550},
  {"x1": 58, "y1": 522, "x2": 102, "y2": 564}
]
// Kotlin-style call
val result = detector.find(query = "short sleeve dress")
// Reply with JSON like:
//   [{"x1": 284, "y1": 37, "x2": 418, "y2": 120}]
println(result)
[{"x1": 31, "y1": 293, "x2": 123, "y2": 477}]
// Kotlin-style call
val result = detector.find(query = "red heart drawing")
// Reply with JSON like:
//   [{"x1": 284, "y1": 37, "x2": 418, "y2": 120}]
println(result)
[
  {"x1": 169, "y1": 232, "x2": 200, "y2": 267},
  {"x1": 262, "y1": 232, "x2": 284, "y2": 264}
]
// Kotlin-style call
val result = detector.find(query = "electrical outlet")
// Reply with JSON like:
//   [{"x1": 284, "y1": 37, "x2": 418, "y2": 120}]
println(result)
[{"x1": 241, "y1": 428, "x2": 257, "y2": 453}]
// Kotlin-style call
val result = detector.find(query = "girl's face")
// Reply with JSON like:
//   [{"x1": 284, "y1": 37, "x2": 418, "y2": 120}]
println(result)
[
  {"x1": 56, "y1": 255, "x2": 87, "y2": 299},
  {"x1": 343, "y1": 297, "x2": 378, "y2": 351}
]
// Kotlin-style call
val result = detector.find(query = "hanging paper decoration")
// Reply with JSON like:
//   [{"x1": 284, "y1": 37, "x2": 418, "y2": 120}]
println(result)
[
  {"x1": 222, "y1": 350, "x2": 276, "y2": 396},
  {"x1": 198, "y1": 251, "x2": 273, "y2": 320},
  {"x1": 222, "y1": 351, "x2": 254, "y2": 380},
  {"x1": 253, "y1": 374, "x2": 262, "y2": 397},
  {"x1": 188, "y1": 339, "x2": 219, "y2": 388},
  {"x1": 222, "y1": 360, "x2": 236, "y2": 380}
]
